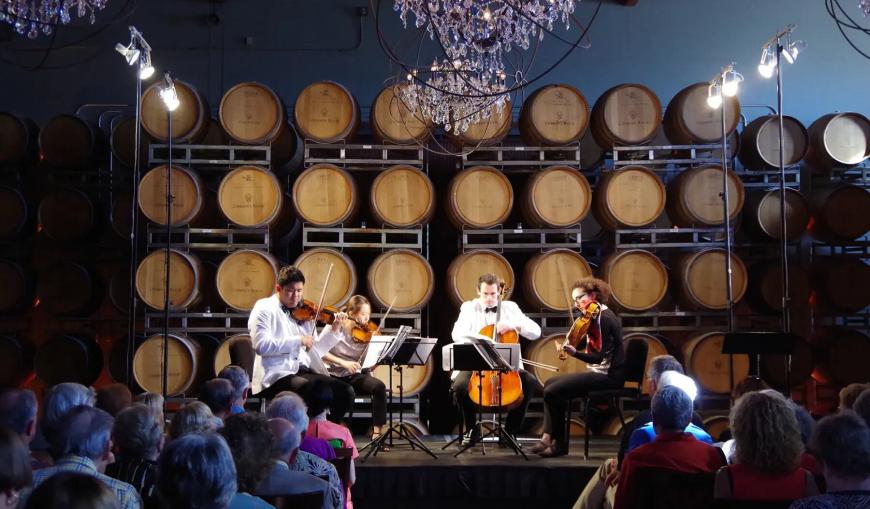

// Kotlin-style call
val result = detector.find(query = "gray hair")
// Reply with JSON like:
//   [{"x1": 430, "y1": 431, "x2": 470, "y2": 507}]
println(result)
[
  {"x1": 269, "y1": 418, "x2": 301, "y2": 459},
  {"x1": 651, "y1": 385, "x2": 693, "y2": 432},
  {"x1": 157, "y1": 432, "x2": 237, "y2": 509},
  {"x1": 43, "y1": 383, "x2": 95, "y2": 435},
  {"x1": 168, "y1": 401, "x2": 219, "y2": 440},
  {"x1": 53, "y1": 406, "x2": 113, "y2": 460},
  {"x1": 0, "y1": 388, "x2": 37, "y2": 436},
  {"x1": 200, "y1": 379, "x2": 235, "y2": 416},
  {"x1": 647, "y1": 355, "x2": 683, "y2": 383},
  {"x1": 266, "y1": 392, "x2": 309, "y2": 431},
  {"x1": 113, "y1": 404, "x2": 162, "y2": 460},
  {"x1": 218, "y1": 366, "x2": 250, "y2": 402}
]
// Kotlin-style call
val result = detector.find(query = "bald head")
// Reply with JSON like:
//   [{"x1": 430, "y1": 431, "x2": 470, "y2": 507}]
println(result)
[{"x1": 268, "y1": 417, "x2": 300, "y2": 463}]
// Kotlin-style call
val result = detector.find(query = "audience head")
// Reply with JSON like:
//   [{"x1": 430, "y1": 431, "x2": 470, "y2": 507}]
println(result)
[
  {"x1": 646, "y1": 355, "x2": 683, "y2": 394},
  {"x1": 95, "y1": 383, "x2": 133, "y2": 417},
  {"x1": 0, "y1": 427, "x2": 32, "y2": 507},
  {"x1": 852, "y1": 388, "x2": 870, "y2": 427},
  {"x1": 731, "y1": 376, "x2": 770, "y2": 401},
  {"x1": 788, "y1": 400, "x2": 816, "y2": 447},
  {"x1": 0, "y1": 388, "x2": 38, "y2": 443},
  {"x1": 218, "y1": 365, "x2": 250, "y2": 407},
  {"x1": 112, "y1": 404, "x2": 163, "y2": 462},
  {"x1": 157, "y1": 432, "x2": 236, "y2": 509},
  {"x1": 134, "y1": 392, "x2": 165, "y2": 431},
  {"x1": 168, "y1": 401, "x2": 219, "y2": 440},
  {"x1": 219, "y1": 412, "x2": 274, "y2": 494},
  {"x1": 808, "y1": 412, "x2": 870, "y2": 486},
  {"x1": 730, "y1": 391, "x2": 803, "y2": 474},
  {"x1": 651, "y1": 385, "x2": 694, "y2": 434},
  {"x1": 43, "y1": 383, "x2": 95, "y2": 442},
  {"x1": 268, "y1": 417, "x2": 301, "y2": 463},
  {"x1": 52, "y1": 406, "x2": 114, "y2": 468},
  {"x1": 23, "y1": 472, "x2": 120, "y2": 509},
  {"x1": 266, "y1": 392, "x2": 309, "y2": 432},
  {"x1": 303, "y1": 380, "x2": 333, "y2": 419},
  {"x1": 839, "y1": 383, "x2": 870, "y2": 411},
  {"x1": 201, "y1": 378, "x2": 235, "y2": 419},
  {"x1": 657, "y1": 370, "x2": 698, "y2": 401}
]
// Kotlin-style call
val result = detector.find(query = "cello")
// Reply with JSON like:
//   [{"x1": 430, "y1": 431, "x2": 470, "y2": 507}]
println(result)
[{"x1": 468, "y1": 284, "x2": 524, "y2": 410}]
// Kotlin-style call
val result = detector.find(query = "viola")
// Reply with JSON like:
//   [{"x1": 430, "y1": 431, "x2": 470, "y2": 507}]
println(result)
[
  {"x1": 350, "y1": 319, "x2": 379, "y2": 344},
  {"x1": 559, "y1": 301, "x2": 601, "y2": 361},
  {"x1": 290, "y1": 299, "x2": 341, "y2": 325}
]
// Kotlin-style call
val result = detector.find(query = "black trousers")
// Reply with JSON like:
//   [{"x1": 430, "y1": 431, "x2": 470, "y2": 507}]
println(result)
[
  {"x1": 338, "y1": 372, "x2": 387, "y2": 426},
  {"x1": 542, "y1": 371, "x2": 624, "y2": 441},
  {"x1": 452, "y1": 369, "x2": 543, "y2": 436},
  {"x1": 268, "y1": 367, "x2": 355, "y2": 423}
]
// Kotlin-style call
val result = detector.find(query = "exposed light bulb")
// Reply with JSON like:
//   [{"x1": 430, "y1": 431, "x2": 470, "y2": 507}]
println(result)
[{"x1": 707, "y1": 93, "x2": 723, "y2": 109}]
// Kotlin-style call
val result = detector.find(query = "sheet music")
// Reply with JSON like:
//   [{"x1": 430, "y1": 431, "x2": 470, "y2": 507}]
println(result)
[{"x1": 361, "y1": 337, "x2": 392, "y2": 370}]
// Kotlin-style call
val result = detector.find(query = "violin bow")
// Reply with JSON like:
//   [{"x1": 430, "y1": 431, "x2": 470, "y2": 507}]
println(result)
[
  {"x1": 377, "y1": 295, "x2": 398, "y2": 331},
  {"x1": 313, "y1": 263, "x2": 334, "y2": 322},
  {"x1": 555, "y1": 257, "x2": 576, "y2": 353}
]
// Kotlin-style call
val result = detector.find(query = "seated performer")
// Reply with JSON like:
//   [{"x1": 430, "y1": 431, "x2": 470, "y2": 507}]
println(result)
[
  {"x1": 450, "y1": 273, "x2": 543, "y2": 444},
  {"x1": 322, "y1": 295, "x2": 389, "y2": 441},
  {"x1": 533, "y1": 277, "x2": 625, "y2": 458},
  {"x1": 248, "y1": 265, "x2": 355, "y2": 423}
]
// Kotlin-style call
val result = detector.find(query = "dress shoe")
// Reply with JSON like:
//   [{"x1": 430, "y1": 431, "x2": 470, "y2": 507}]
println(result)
[
  {"x1": 537, "y1": 441, "x2": 569, "y2": 458},
  {"x1": 528, "y1": 441, "x2": 551, "y2": 454}
]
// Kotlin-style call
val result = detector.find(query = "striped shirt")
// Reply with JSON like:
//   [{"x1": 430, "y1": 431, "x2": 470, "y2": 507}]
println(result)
[
  {"x1": 290, "y1": 450, "x2": 342, "y2": 509},
  {"x1": 32, "y1": 455, "x2": 142, "y2": 509},
  {"x1": 106, "y1": 457, "x2": 160, "y2": 509}
]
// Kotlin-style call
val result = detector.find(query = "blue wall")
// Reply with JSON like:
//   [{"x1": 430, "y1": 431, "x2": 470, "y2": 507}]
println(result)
[{"x1": 1, "y1": 0, "x2": 868, "y2": 125}]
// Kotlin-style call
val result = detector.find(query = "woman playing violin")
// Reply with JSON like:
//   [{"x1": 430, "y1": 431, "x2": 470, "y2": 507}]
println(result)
[
  {"x1": 322, "y1": 295, "x2": 389, "y2": 441},
  {"x1": 532, "y1": 277, "x2": 626, "y2": 458}
]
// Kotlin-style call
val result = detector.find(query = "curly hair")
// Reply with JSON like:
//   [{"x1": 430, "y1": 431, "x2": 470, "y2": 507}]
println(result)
[
  {"x1": 572, "y1": 277, "x2": 611, "y2": 305},
  {"x1": 730, "y1": 391, "x2": 803, "y2": 474},
  {"x1": 839, "y1": 383, "x2": 870, "y2": 411},
  {"x1": 219, "y1": 412, "x2": 274, "y2": 494}
]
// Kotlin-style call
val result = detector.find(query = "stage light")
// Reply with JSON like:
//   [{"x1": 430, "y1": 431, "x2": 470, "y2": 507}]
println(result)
[
  {"x1": 160, "y1": 73, "x2": 180, "y2": 112},
  {"x1": 706, "y1": 82, "x2": 722, "y2": 109},
  {"x1": 115, "y1": 42, "x2": 140, "y2": 66},
  {"x1": 138, "y1": 51, "x2": 154, "y2": 79},
  {"x1": 722, "y1": 69, "x2": 743, "y2": 97},
  {"x1": 758, "y1": 47, "x2": 775, "y2": 78},
  {"x1": 782, "y1": 40, "x2": 806, "y2": 64}
]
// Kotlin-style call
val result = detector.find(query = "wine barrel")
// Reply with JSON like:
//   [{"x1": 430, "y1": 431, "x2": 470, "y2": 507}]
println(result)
[
  {"x1": 623, "y1": 333, "x2": 670, "y2": 395},
  {"x1": 813, "y1": 258, "x2": 870, "y2": 313},
  {"x1": 369, "y1": 165, "x2": 435, "y2": 227},
  {"x1": 682, "y1": 332, "x2": 750, "y2": 394},
  {"x1": 110, "y1": 191, "x2": 133, "y2": 240},
  {"x1": 0, "y1": 185, "x2": 28, "y2": 239},
  {"x1": 37, "y1": 187, "x2": 96, "y2": 241},
  {"x1": 593, "y1": 166, "x2": 666, "y2": 230},
  {"x1": 520, "y1": 166, "x2": 591, "y2": 227},
  {"x1": 218, "y1": 165, "x2": 286, "y2": 228},
  {"x1": 579, "y1": 130, "x2": 605, "y2": 169},
  {"x1": 748, "y1": 263, "x2": 811, "y2": 314},
  {"x1": 526, "y1": 333, "x2": 588, "y2": 385},
  {"x1": 590, "y1": 84, "x2": 662, "y2": 148},
  {"x1": 219, "y1": 81, "x2": 286, "y2": 145},
  {"x1": 133, "y1": 333, "x2": 204, "y2": 396},
  {"x1": 109, "y1": 265, "x2": 132, "y2": 313},
  {"x1": 135, "y1": 249, "x2": 203, "y2": 310},
  {"x1": 294, "y1": 81, "x2": 359, "y2": 143},
  {"x1": 445, "y1": 166, "x2": 513, "y2": 229},
  {"x1": 761, "y1": 337, "x2": 815, "y2": 390},
  {"x1": 0, "y1": 335, "x2": 32, "y2": 387},
  {"x1": 0, "y1": 260, "x2": 31, "y2": 314},
  {"x1": 370, "y1": 84, "x2": 430, "y2": 144},
  {"x1": 738, "y1": 115, "x2": 808, "y2": 170},
  {"x1": 107, "y1": 335, "x2": 136, "y2": 384},
  {"x1": 447, "y1": 99, "x2": 513, "y2": 146},
  {"x1": 269, "y1": 123, "x2": 303, "y2": 173},
  {"x1": 812, "y1": 328, "x2": 870, "y2": 386},
  {"x1": 110, "y1": 115, "x2": 151, "y2": 168},
  {"x1": 34, "y1": 334, "x2": 103, "y2": 386},
  {"x1": 366, "y1": 249, "x2": 434, "y2": 312},
  {"x1": 39, "y1": 114, "x2": 103, "y2": 168},
  {"x1": 523, "y1": 249, "x2": 593, "y2": 311},
  {"x1": 37, "y1": 261, "x2": 102, "y2": 316},
  {"x1": 663, "y1": 82, "x2": 740, "y2": 144},
  {"x1": 519, "y1": 84, "x2": 589, "y2": 146},
  {"x1": 809, "y1": 184, "x2": 870, "y2": 242},
  {"x1": 215, "y1": 250, "x2": 279, "y2": 311},
  {"x1": 140, "y1": 79, "x2": 209, "y2": 143},
  {"x1": 213, "y1": 333, "x2": 254, "y2": 376},
  {"x1": 667, "y1": 165, "x2": 744, "y2": 227},
  {"x1": 294, "y1": 248, "x2": 356, "y2": 308},
  {"x1": 674, "y1": 249, "x2": 748, "y2": 310},
  {"x1": 138, "y1": 165, "x2": 204, "y2": 226},
  {"x1": 445, "y1": 249, "x2": 514, "y2": 307},
  {"x1": 373, "y1": 356, "x2": 434, "y2": 397},
  {"x1": 703, "y1": 416, "x2": 731, "y2": 442},
  {"x1": 804, "y1": 112, "x2": 870, "y2": 171},
  {"x1": 600, "y1": 250, "x2": 668, "y2": 312},
  {"x1": 0, "y1": 112, "x2": 37, "y2": 164},
  {"x1": 743, "y1": 188, "x2": 810, "y2": 240},
  {"x1": 291, "y1": 164, "x2": 358, "y2": 227}
]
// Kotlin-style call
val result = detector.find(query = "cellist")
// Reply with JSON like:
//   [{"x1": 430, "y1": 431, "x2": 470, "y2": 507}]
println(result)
[
  {"x1": 533, "y1": 277, "x2": 626, "y2": 457},
  {"x1": 450, "y1": 273, "x2": 543, "y2": 445}
]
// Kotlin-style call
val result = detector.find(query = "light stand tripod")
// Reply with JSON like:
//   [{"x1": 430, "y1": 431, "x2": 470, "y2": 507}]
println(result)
[{"x1": 159, "y1": 72, "x2": 180, "y2": 403}]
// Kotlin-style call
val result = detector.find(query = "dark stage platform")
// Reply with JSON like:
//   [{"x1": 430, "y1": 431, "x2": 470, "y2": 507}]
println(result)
[{"x1": 353, "y1": 435, "x2": 618, "y2": 509}]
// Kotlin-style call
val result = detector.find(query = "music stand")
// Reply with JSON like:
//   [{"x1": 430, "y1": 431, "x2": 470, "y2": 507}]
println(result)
[
  {"x1": 360, "y1": 326, "x2": 438, "y2": 461},
  {"x1": 723, "y1": 332, "x2": 799, "y2": 393}
]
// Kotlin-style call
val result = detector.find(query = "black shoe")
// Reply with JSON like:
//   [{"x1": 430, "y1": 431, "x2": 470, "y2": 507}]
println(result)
[
  {"x1": 460, "y1": 428, "x2": 480, "y2": 447},
  {"x1": 537, "y1": 441, "x2": 569, "y2": 458},
  {"x1": 528, "y1": 441, "x2": 550, "y2": 454}
]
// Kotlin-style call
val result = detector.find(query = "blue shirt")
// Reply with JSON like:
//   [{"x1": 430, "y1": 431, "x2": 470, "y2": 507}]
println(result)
[
  {"x1": 627, "y1": 422, "x2": 713, "y2": 453},
  {"x1": 231, "y1": 404, "x2": 245, "y2": 415}
]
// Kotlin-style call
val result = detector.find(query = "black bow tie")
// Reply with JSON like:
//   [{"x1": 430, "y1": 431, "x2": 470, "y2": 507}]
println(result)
[{"x1": 484, "y1": 307, "x2": 498, "y2": 313}]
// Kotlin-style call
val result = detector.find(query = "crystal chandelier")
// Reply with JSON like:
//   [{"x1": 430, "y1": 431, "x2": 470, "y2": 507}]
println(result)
[
  {"x1": 861, "y1": 0, "x2": 870, "y2": 15},
  {"x1": 0, "y1": 0, "x2": 109, "y2": 38}
]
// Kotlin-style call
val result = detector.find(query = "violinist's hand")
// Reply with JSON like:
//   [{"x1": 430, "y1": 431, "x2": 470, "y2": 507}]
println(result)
[
  {"x1": 604, "y1": 459, "x2": 621, "y2": 487},
  {"x1": 301, "y1": 335, "x2": 315, "y2": 350},
  {"x1": 561, "y1": 344, "x2": 577, "y2": 356},
  {"x1": 496, "y1": 321, "x2": 516, "y2": 334},
  {"x1": 331, "y1": 312, "x2": 348, "y2": 332},
  {"x1": 343, "y1": 360, "x2": 362, "y2": 375}
]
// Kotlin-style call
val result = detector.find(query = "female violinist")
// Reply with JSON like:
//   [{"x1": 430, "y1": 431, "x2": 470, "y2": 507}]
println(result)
[
  {"x1": 322, "y1": 295, "x2": 389, "y2": 441},
  {"x1": 532, "y1": 277, "x2": 626, "y2": 458}
]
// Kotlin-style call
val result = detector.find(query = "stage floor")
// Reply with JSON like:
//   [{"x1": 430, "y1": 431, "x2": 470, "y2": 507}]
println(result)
[{"x1": 353, "y1": 435, "x2": 618, "y2": 509}]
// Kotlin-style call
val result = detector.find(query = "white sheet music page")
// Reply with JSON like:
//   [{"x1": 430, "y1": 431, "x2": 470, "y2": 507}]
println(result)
[{"x1": 361, "y1": 336, "x2": 392, "y2": 369}]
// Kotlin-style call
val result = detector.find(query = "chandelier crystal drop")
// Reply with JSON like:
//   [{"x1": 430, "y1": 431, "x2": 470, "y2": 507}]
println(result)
[
  {"x1": 861, "y1": 0, "x2": 870, "y2": 16},
  {"x1": 0, "y1": 0, "x2": 109, "y2": 38}
]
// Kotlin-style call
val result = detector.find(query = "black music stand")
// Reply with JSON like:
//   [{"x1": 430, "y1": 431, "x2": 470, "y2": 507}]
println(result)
[
  {"x1": 444, "y1": 340, "x2": 527, "y2": 459},
  {"x1": 723, "y1": 332, "x2": 799, "y2": 393},
  {"x1": 360, "y1": 326, "x2": 438, "y2": 461}
]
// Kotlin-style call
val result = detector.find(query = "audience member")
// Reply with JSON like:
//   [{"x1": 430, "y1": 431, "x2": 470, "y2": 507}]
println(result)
[
  {"x1": 134, "y1": 393, "x2": 165, "y2": 432},
  {"x1": 731, "y1": 376, "x2": 771, "y2": 402},
  {"x1": 267, "y1": 392, "x2": 336, "y2": 461},
  {"x1": 167, "y1": 401, "x2": 220, "y2": 440},
  {"x1": 202, "y1": 378, "x2": 236, "y2": 420},
  {"x1": 218, "y1": 413, "x2": 275, "y2": 508},
  {"x1": 715, "y1": 391, "x2": 818, "y2": 502},
  {"x1": 304, "y1": 381, "x2": 358, "y2": 508},
  {"x1": 219, "y1": 365, "x2": 251, "y2": 414},
  {"x1": 106, "y1": 405, "x2": 163, "y2": 509},
  {"x1": 157, "y1": 432, "x2": 237, "y2": 509},
  {"x1": 42, "y1": 383, "x2": 96, "y2": 458},
  {"x1": 852, "y1": 388, "x2": 870, "y2": 427},
  {"x1": 31, "y1": 406, "x2": 141, "y2": 509},
  {"x1": 613, "y1": 386, "x2": 726, "y2": 509},
  {"x1": 838, "y1": 383, "x2": 869, "y2": 412},
  {"x1": 96, "y1": 383, "x2": 134, "y2": 417},
  {"x1": 791, "y1": 412, "x2": 870, "y2": 509},
  {"x1": 257, "y1": 418, "x2": 332, "y2": 509},
  {"x1": 0, "y1": 388, "x2": 47, "y2": 469},
  {"x1": 24, "y1": 471, "x2": 120, "y2": 509},
  {"x1": 0, "y1": 427, "x2": 32, "y2": 509}
]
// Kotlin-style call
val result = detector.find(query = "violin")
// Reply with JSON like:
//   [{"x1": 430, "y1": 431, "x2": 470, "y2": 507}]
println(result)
[
  {"x1": 559, "y1": 301, "x2": 601, "y2": 361},
  {"x1": 290, "y1": 299, "x2": 342, "y2": 325},
  {"x1": 350, "y1": 319, "x2": 379, "y2": 344}
]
